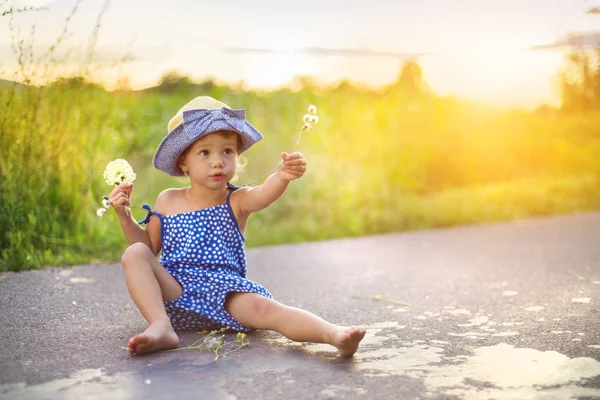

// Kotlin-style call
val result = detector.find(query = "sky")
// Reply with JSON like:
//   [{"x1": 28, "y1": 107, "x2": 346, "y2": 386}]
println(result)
[{"x1": 1, "y1": 0, "x2": 600, "y2": 109}]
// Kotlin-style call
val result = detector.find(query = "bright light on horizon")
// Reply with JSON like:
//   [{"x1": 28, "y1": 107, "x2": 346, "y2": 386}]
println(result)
[
  {"x1": 1, "y1": 0, "x2": 595, "y2": 109},
  {"x1": 0, "y1": 47, "x2": 568, "y2": 110}
]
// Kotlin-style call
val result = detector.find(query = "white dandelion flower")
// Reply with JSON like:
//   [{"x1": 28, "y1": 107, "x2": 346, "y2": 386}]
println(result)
[
  {"x1": 96, "y1": 208, "x2": 107, "y2": 217},
  {"x1": 103, "y1": 159, "x2": 136, "y2": 186}
]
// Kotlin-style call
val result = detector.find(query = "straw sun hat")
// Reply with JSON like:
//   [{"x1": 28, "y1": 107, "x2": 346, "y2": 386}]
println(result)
[{"x1": 152, "y1": 96, "x2": 264, "y2": 176}]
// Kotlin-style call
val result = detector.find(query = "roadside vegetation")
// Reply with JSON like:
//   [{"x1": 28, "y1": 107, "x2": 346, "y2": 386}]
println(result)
[{"x1": 1, "y1": 2, "x2": 599, "y2": 271}]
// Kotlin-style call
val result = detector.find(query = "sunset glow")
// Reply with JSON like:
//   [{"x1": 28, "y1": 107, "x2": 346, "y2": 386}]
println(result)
[{"x1": 1, "y1": 0, "x2": 599, "y2": 108}]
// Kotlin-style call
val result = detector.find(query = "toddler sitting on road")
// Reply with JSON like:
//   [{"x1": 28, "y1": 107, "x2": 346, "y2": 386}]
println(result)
[{"x1": 109, "y1": 96, "x2": 366, "y2": 356}]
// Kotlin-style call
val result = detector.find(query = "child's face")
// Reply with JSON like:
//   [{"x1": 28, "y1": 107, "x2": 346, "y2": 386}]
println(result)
[{"x1": 179, "y1": 131, "x2": 240, "y2": 188}]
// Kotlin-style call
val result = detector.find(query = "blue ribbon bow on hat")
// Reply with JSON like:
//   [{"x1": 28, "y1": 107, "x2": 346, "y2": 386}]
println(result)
[{"x1": 182, "y1": 107, "x2": 246, "y2": 139}]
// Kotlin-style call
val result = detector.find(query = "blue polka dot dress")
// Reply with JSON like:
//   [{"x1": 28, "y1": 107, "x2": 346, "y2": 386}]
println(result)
[{"x1": 139, "y1": 184, "x2": 272, "y2": 332}]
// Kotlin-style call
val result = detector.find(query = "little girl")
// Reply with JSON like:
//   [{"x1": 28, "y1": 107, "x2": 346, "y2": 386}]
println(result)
[{"x1": 109, "y1": 96, "x2": 366, "y2": 357}]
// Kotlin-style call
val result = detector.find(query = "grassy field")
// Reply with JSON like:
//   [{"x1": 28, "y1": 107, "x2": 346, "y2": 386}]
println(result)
[{"x1": 1, "y1": 81, "x2": 600, "y2": 272}]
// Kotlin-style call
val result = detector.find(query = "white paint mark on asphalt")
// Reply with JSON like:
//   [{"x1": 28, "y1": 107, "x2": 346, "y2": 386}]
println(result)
[
  {"x1": 448, "y1": 332, "x2": 489, "y2": 339},
  {"x1": 424, "y1": 343, "x2": 600, "y2": 399},
  {"x1": 0, "y1": 368, "x2": 239, "y2": 399},
  {"x1": 572, "y1": 298, "x2": 591, "y2": 303},
  {"x1": 369, "y1": 321, "x2": 404, "y2": 330},
  {"x1": 444, "y1": 309, "x2": 471, "y2": 316},
  {"x1": 524, "y1": 306, "x2": 544, "y2": 312},
  {"x1": 344, "y1": 322, "x2": 600, "y2": 399},
  {"x1": 502, "y1": 291, "x2": 518, "y2": 296},
  {"x1": 589, "y1": 345, "x2": 600, "y2": 349},
  {"x1": 354, "y1": 345, "x2": 445, "y2": 378},
  {"x1": 458, "y1": 316, "x2": 489, "y2": 327},
  {"x1": 491, "y1": 332, "x2": 519, "y2": 337},
  {"x1": 69, "y1": 277, "x2": 94, "y2": 284},
  {"x1": 0, "y1": 369, "x2": 113, "y2": 398},
  {"x1": 321, "y1": 385, "x2": 367, "y2": 397}
]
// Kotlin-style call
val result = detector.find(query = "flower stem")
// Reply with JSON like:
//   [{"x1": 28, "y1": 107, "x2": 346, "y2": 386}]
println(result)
[{"x1": 244, "y1": 127, "x2": 308, "y2": 187}]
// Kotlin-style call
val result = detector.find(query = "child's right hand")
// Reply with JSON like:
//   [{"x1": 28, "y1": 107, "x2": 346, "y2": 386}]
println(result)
[{"x1": 108, "y1": 183, "x2": 133, "y2": 217}]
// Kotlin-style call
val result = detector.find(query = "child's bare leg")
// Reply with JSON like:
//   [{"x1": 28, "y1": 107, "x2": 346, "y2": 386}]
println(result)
[
  {"x1": 121, "y1": 243, "x2": 183, "y2": 355},
  {"x1": 225, "y1": 293, "x2": 366, "y2": 356}
]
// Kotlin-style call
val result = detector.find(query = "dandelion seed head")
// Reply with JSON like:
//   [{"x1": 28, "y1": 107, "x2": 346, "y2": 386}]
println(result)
[
  {"x1": 207, "y1": 338, "x2": 221, "y2": 349},
  {"x1": 309, "y1": 115, "x2": 319, "y2": 124},
  {"x1": 104, "y1": 159, "x2": 136, "y2": 186},
  {"x1": 96, "y1": 208, "x2": 107, "y2": 217},
  {"x1": 102, "y1": 199, "x2": 111, "y2": 208},
  {"x1": 308, "y1": 105, "x2": 317, "y2": 114}
]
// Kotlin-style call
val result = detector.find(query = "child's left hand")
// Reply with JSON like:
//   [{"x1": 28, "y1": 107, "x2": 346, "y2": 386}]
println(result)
[{"x1": 278, "y1": 152, "x2": 307, "y2": 181}]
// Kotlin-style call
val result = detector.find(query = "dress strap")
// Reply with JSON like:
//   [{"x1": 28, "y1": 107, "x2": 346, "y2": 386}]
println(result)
[
  {"x1": 137, "y1": 203, "x2": 161, "y2": 225},
  {"x1": 226, "y1": 182, "x2": 244, "y2": 204}
]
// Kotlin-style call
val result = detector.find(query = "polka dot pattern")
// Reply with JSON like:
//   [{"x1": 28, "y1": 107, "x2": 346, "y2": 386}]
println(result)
[{"x1": 146, "y1": 190, "x2": 271, "y2": 332}]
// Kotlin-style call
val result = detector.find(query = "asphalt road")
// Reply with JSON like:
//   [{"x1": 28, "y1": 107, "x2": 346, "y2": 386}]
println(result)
[{"x1": 1, "y1": 212, "x2": 599, "y2": 400}]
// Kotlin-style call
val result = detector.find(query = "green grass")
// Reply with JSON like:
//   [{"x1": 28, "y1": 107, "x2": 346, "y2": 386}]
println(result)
[{"x1": 2, "y1": 83, "x2": 600, "y2": 272}]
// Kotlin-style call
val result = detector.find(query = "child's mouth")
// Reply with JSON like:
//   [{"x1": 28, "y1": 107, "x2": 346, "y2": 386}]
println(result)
[{"x1": 210, "y1": 173, "x2": 225, "y2": 180}]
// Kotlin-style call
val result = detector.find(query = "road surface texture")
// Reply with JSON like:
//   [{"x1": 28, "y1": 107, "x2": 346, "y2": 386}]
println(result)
[{"x1": 1, "y1": 212, "x2": 599, "y2": 399}]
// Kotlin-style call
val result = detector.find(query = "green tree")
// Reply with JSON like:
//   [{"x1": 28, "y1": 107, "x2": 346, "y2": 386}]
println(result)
[
  {"x1": 388, "y1": 61, "x2": 428, "y2": 99},
  {"x1": 559, "y1": 49, "x2": 600, "y2": 112},
  {"x1": 156, "y1": 70, "x2": 194, "y2": 93}
]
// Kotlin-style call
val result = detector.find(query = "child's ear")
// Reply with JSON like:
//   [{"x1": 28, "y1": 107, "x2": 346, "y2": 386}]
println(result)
[{"x1": 177, "y1": 159, "x2": 187, "y2": 174}]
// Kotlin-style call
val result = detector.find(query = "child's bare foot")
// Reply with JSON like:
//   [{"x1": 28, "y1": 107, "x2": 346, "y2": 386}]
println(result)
[
  {"x1": 127, "y1": 320, "x2": 179, "y2": 355},
  {"x1": 331, "y1": 326, "x2": 367, "y2": 357}
]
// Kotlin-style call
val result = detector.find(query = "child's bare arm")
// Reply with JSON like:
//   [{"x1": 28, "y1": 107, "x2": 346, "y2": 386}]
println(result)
[
  {"x1": 109, "y1": 183, "x2": 162, "y2": 255},
  {"x1": 237, "y1": 152, "x2": 307, "y2": 214}
]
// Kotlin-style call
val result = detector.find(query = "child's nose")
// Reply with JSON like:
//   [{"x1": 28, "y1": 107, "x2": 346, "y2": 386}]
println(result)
[{"x1": 212, "y1": 157, "x2": 224, "y2": 168}]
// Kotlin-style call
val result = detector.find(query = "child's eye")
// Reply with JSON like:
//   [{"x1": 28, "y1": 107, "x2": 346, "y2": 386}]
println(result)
[
  {"x1": 224, "y1": 148, "x2": 234, "y2": 155},
  {"x1": 199, "y1": 150, "x2": 209, "y2": 156}
]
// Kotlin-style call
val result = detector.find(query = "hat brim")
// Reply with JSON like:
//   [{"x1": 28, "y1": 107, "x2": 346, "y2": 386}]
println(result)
[{"x1": 153, "y1": 120, "x2": 263, "y2": 177}]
